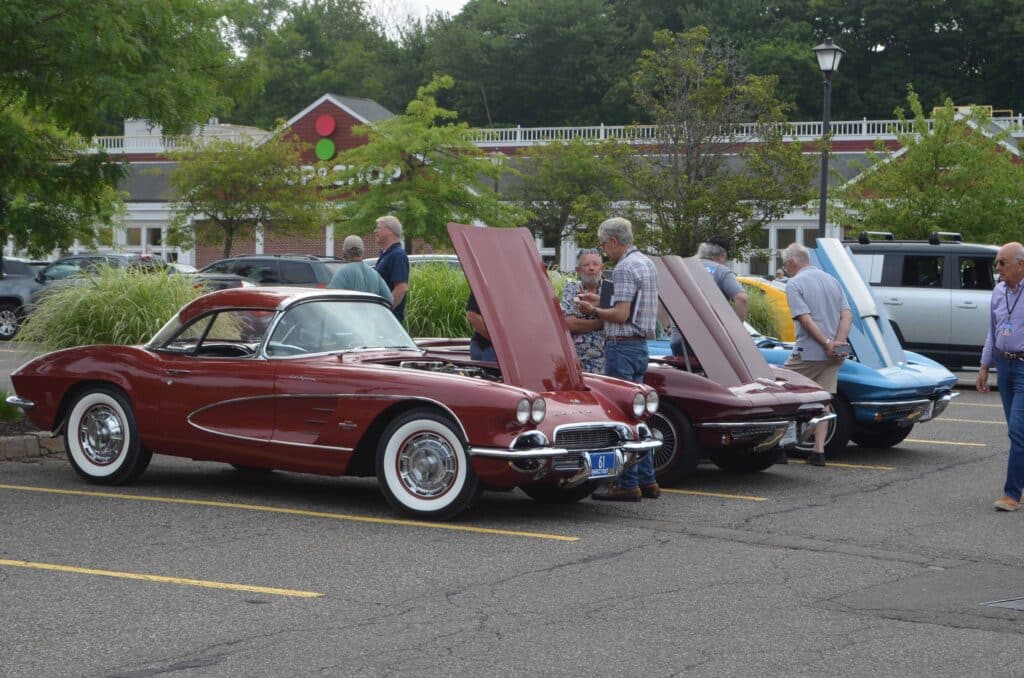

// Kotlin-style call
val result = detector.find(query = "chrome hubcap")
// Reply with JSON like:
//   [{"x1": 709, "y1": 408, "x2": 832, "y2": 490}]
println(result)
[
  {"x1": 78, "y1": 404, "x2": 125, "y2": 465},
  {"x1": 0, "y1": 310, "x2": 18, "y2": 337},
  {"x1": 398, "y1": 432, "x2": 457, "y2": 498}
]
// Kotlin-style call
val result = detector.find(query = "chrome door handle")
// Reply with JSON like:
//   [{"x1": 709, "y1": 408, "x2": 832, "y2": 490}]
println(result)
[
  {"x1": 883, "y1": 298, "x2": 902, "y2": 305},
  {"x1": 165, "y1": 369, "x2": 191, "y2": 376},
  {"x1": 955, "y1": 301, "x2": 977, "y2": 309}
]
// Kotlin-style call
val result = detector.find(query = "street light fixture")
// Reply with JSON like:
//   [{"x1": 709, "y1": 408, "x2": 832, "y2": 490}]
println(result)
[{"x1": 813, "y1": 38, "x2": 844, "y2": 237}]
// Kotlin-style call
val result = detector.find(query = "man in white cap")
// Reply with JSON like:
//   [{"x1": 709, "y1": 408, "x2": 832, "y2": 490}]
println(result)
[{"x1": 328, "y1": 235, "x2": 393, "y2": 304}]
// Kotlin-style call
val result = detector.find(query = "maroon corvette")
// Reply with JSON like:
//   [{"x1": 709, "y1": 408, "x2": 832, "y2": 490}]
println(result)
[
  {"x1": 8, "y1": 225, "x2": 659, "y2": 520},
  {"x1": 646, "y1": 256, "x2": 834, "y2": 483}
]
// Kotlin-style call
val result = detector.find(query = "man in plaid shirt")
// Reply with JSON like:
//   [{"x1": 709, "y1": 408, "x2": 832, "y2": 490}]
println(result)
[{"x1": 575, "y1": 217, "x2": 661, "y2": 501}]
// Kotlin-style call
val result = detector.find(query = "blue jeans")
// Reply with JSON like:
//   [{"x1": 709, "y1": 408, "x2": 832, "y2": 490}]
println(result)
[
  {"x1": 470, "y1": 338, "x2": 497, "y2": 362},
  {"x1": 605, "y1": 340, "x2": 657, "y2": 489},
  {"x1": 996, "y1": 356, "x2": 1024, "y2": 501}
]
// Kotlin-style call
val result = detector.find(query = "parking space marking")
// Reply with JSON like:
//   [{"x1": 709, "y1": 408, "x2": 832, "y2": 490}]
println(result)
[
  {"x1": 790, "y1": 460, "x2": 895, "y2": 471},
  {"x1": 0, "y1": 484, "x2": 579, "y2": 542},
  {"x1": 932, "y1": 417, "x2": 1003, "y2": 424},
  {"x1": 954, "y1": 402, "x2": 1004, "y2": 409},
  {"x1": 662, "y1": 488, "x2": 767, "y2": 501},
  {"x1": 904, "y1": 439, "x2": 986, "y2": 447},
  {"x1": 0, "y1": 558, "x2": 322, "y2": 598}
]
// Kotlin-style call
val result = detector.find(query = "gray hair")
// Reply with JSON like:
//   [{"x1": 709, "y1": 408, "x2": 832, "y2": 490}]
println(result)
[
  {"x1": 597, "y1": 217, "x2": 634, "y2": 247},
  {"x1": 342, "y1": 235, "x2": 364, "y2": 258},
  {"x1": 697, "y1": 242, "x2": 727, "y2": 259},
  {"x1": 576, "y1": 248, "x2": 601, "y2": 264},
  {"x1": 376, "y1": 215, "x2": 403, "y2": 239},
  {"x1": 781, "y1": 242, "x2": 810, "y2": 266}
]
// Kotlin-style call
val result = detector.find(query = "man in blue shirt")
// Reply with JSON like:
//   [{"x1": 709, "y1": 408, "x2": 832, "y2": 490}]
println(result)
[
  {"x1": 372, "y1": 215, "x2": 410, "y2": 324},
  {"x1": 977, "y1": 241, "x2": 1024, "y2": 511}
]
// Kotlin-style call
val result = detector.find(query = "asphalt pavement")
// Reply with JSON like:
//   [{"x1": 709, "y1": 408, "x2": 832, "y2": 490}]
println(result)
[{"x1": 2, "y1": 379, "x2": 1022, "y2": 675}]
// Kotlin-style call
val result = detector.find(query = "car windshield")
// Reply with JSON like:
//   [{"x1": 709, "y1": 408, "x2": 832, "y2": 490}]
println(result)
[{"x1": 266, "y1": 298, "x2": 416, "y2": 356}]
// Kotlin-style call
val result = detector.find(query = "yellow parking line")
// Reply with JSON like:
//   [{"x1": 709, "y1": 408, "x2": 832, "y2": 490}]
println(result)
[
  {"x1": 662, "y1": 488, "x2": 767, "y2": 502},
  {"x1": 0, "y1": 484, "x2": 578, "y2": 542},
  {"x1": 790, "y1": 459, "x2": 895, "y2": 470},
  {"x1": 905, "y1": 439, "x2": 986, "y2": 447},
  {"x1": 954, "y1": 402, "x2": 1004, "y2": 409},
  {"x1": 0, "y1": 558, "x2": 322, "y2": 598},
  {"x1": 932, "y1": 417, "x2": 1002, "y2": 424}
]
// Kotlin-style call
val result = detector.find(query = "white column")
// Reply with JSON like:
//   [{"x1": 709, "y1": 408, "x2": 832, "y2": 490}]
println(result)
[
  {"x1": 255, "y1": 223, "x2": 264, "y2": 254},
  {"x1": 325, "y1": 223, "x2": 334, "y2": 257}
]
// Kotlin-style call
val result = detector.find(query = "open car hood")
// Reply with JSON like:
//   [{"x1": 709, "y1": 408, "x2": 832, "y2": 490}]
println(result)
[
  {"x1": 655, "y1": 255, "x2": 775, "y2": 386},
  {"x1": 447, "y1": 223, "x2": 584, "y2": 392},
  {"x1": 812, "y1": 238, "x2": 907, "y2": 369}
]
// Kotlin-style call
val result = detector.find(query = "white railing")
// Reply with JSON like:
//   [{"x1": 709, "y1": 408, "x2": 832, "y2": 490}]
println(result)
[{"x1": 91, "y1": 115, "x2": 1024, "y2": 154}]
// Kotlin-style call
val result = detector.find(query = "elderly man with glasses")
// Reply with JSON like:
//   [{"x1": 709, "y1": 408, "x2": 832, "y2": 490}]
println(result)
[
  {"x1": 576, "y1": 217, "x2": 661, "y2": 501},
  {"x1": 978, "y1": 242, "x2": 1024, "y2": 512}
]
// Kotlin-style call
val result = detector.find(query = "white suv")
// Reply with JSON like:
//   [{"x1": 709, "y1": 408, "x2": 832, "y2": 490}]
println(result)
[{"x1": 847, "y1": 232, "x2": 997, "y2": 370}]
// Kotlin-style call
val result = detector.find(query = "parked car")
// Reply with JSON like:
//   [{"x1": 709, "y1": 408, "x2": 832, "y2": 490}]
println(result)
[
  {"x1": 736, "y1": 275, "x2": 795, "y2": 341},
  {"x1": 727, "y1": 239, "x2": 960, "y2": 456},
  {"x1": 644, "y1": 256, "x2": 834, "y2": 483},
  {"x1": 198, "y1": 254, "x2": 343, "y2": 287},
  {"x1": 29, "y1": 252, "x2": 171, "y2": 307},
  {"x1": 846, "y1": 231, "x2": 998, "y2": 369},
  {"x1": 364, "y1": 253, "x2": 461, "y2": 269},
  {"x1": 8, "y1": 225, "x2": 660, "y2": 520},
  {"x1": 0, "y1": 257, "x2": 46, "y2": 340}
]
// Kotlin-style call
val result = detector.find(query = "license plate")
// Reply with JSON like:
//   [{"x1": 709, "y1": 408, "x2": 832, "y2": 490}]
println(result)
[
  {"x1": 780, "y1": 421, "x2": 797, "y2": 447},
  {"x1": 587, "y1": 451, "x2": 617, "y2": 478}
]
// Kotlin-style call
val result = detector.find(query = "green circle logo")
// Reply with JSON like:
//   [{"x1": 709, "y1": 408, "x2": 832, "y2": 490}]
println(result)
[{"x1": 315, "y1": 138, "x2": 336, "y2": 161}]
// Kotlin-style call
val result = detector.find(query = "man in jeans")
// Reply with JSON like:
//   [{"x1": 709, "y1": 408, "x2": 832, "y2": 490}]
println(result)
[{"x1": 575, "y1": 217, "x2": 660, "y2": 501}]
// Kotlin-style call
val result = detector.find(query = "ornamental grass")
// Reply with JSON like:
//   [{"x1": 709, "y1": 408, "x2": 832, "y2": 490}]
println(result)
[
  {"x1": 16, "y1": 266, "x2": 200, "y2": 353},
  {"x1": 745, "y1": 286, "x2": 782, "y2": 339}
]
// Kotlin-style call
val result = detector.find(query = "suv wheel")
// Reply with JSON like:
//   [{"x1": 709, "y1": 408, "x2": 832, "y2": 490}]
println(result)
[{"x1": 0, "y1": 303, "x2": 22, "y2": 340}]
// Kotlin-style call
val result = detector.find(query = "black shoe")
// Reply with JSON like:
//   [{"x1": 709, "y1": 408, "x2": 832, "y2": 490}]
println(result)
[{"x1": 807, "y1": 453, "x2": 826, "y2": 467}]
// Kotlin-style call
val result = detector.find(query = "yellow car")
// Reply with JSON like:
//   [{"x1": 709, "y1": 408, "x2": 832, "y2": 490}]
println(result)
[{"x1": 738, "y1": 276, "x2": 794, "y2": 342}]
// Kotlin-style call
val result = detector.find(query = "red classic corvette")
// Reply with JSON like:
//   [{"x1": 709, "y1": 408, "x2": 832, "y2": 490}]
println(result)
[
  {"x1": 8, "y1": 225, "x2": 659, "y2": 519},
  {"x1": 647, "y1": 255, "x2": 834, "y2": 482}
]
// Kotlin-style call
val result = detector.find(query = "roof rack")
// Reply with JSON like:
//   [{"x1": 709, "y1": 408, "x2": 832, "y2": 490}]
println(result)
[
  {"x1": 856, "y1": 231, "x2": 895, "y2": 244},
  {"x1": 928, "y1": 231, "x2": 963, "y2": 245}
]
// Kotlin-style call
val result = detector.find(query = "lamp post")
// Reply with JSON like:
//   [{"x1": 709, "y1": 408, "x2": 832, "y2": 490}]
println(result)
[{"x1": 813, "y1": 38, "x2": 844, "y2": 237}]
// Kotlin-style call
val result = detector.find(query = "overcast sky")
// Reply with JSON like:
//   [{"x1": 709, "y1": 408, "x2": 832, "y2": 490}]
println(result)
[{"x1": 407, "y1": 0, "x2": 468, "y2": 19}]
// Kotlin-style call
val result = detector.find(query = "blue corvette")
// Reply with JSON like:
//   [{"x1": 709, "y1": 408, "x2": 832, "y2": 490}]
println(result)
[{"x1": 651, "y1": 238, "x2": 958, "y2": 456}]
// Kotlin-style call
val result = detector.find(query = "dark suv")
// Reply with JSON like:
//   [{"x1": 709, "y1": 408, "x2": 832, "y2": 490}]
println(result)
[
  {"x1": 198, "y1": 254, "x2": 343, "y2": 287},
  {"x1": 846, "y1": 231, "x2": 998, "y2": 369}
]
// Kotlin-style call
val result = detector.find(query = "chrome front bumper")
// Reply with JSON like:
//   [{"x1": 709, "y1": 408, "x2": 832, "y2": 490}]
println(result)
[
  {"x1": 851, "y1": 391, "x2": 959, "y2": 425},
  {"x1": 6, "y1": 395, "x2": 34, "y2": 410}
]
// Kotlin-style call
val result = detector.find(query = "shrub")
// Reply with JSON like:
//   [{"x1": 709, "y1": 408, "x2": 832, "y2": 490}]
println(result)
[
  {"x1": 16, "y1": 267, "x2": 201, "y2": 352},
  {"x1": 0, "y1": 391, "x2": 24, "y2": 422},
  {"x1": 405, "y1": 264, "x2": 472, "y2": 338},
  {"x1": 745, "y1": 286, "x2": 781, "y2": 338}
]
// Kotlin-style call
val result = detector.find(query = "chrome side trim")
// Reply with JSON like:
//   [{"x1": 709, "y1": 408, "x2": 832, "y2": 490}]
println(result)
[
  {"x1": 6, "y1": 395, "x2": 35, "y2": 410},
  {"x1": 850, "y1": 398, "x2": 931, "y2": 408},
  {"x1": 696, "y1": 420, "x2": 790, "y2": 430}
]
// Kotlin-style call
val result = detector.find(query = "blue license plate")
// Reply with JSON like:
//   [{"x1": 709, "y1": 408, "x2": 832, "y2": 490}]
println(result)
[{"x1": 588, "y1": 451, "x2": 616, "y2": 478}]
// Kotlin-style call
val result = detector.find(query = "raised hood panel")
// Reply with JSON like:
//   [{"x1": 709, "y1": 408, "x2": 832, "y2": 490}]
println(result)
[
  {"x1": 655, "y1": 256, "x2": 775, "y2": 386},
  {"x1": 813, "y1": 238, "x2": 907, "y2": 369},
  {"x1": 447, "y1": 223, "x2": 584, "y2": 392}
]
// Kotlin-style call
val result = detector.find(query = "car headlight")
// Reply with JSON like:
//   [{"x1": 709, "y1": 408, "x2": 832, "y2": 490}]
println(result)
[
  {"x1": 646, "y1": 390, "x2": 659, "y2": 414},
  {"x1": 531, "y1": 397, "x2": 546, "y2": 424},
  {"x1": 516, "y1": 398, "x2": 531, "y2": 425},
  {"x1": 632, "y1": 392, "x2": 646, "y2": 417}
]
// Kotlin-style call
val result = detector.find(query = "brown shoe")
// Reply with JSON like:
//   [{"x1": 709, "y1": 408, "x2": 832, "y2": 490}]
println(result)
[
  {"x1": 640, "y1": 483, "x2": 661, "y2": 499},
  {"x1": 592, "y1": 485, "x2": 642, "y2": 502},
  {"x1": 994, "y1": 496, "x2": 1020, "y2": 512}
]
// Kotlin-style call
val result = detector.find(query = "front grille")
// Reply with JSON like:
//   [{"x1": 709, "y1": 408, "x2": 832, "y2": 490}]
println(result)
[
  {"x1": 554, "y1": 426, "x2": 622, "y2": 451},
  {"x1": 552, "y1": 453, "x2": 584, "y2": 472}
]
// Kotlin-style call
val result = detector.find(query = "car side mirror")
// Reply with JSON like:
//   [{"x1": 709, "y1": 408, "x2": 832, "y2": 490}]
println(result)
[{"x1": 34, "y1": 271, "x2": 45, "y2": 284}]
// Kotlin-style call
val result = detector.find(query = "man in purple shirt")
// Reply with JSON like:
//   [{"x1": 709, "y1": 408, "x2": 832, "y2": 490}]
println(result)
[{"x1": 977, "y1": 241, "x2": 1024, "y2": 511}]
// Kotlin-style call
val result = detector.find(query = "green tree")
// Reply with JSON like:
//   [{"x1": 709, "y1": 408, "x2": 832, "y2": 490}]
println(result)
[
  {"x1": 622, "y1": 27, "x2": 814, "y2": 256},
  {"x1": 0, "y1": 0, "x2": 257, "y2": 266},
  {"x1": 330, "y1": 75, "x2": 526, "y2": 250},
  {"x1": 831, "y1": 91, "x2": 1023, "y2": 244},
  {"x1": 167, "y1": 133, "x2": 332, "y2": 258},
  {"x1": 514, "y1": 139, "x2": 627, "y2": 262}
]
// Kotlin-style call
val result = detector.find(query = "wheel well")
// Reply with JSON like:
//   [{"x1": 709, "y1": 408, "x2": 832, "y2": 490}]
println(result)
[
  {"x1": 345, "y1": 400, "x2": 462, "y2": 477},
  {"x1": 54, "y1": 381, "x2": 131, "y2": 435},
  {"x1": 0, "y1": 297, "x2": 25, "y2": 310}
]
